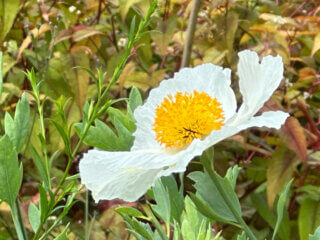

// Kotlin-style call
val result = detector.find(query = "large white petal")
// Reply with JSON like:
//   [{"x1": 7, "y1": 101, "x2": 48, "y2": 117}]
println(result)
[
  {"x1": 80, "y1": 147, "x2": 202, "y2": 202},
  {"x1": 132, "y1": 64, "x2": 237, "y2": 151},
  {"x1": 236, "y1": 50, "x2": 283, "y2": 122},
  {"x1": 80, "y1": 150, "x2": 164, "y2": 202},
  {"x1": 237, "y1": 111, "x2": 289, "y2": 130}
]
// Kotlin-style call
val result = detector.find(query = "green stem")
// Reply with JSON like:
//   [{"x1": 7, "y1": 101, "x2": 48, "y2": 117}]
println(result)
[
  {"x1": 37, "y1": 101, "x2": 51, "y2": 190},
  {"x1": 85, "y1": 190, "x2": 89, "y2": 240},
  {"x1": 181, "y1": 0, "x2": 201, "y2": 68},
  {"x1": 33, "y1": 4, "x2": 157, "y2": 239},
  {"x1": 11, "y1": 199, "x2": 28, "y2": 240},
  {"x1": 166, "y1": 222, "x2": 170, "y2": 239}
]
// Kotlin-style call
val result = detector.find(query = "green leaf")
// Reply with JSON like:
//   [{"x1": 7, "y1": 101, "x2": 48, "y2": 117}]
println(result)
[
  {"x1": 161, "y1": 176, "x2": 184, "y2": 223},
  {"x1": 120, "y1": 213, "x2": 153, "y2": 240},
  {"x1": 237, "y1": 231, "x2": 248, "y2": 240},
  {"x1": 30, "y1": 147, "x2": 49, "y2": 188},
  {"x1": 267, "y1": 146, "x2": 298, "y2": 207},
  {"x1": 107, "y1": 107, "x2": 136, "y2": 132},
  {"x1": 251, "y1": 193, "x2": 290, "y2": 240},
  {"x1": 272, "y1": 179, "x2": 293, "y2": 240},
  {"x1": 188, "y1": 170, "x2": 241, "y2": 224},
  {"x1": 309, "y1": 226, "x2": 320, "y2": 240},
  {"x1": 188, "y1": 192, "x2": 230, "y2": 224},
  {"x1": 181, "y1": 196, "x2": 211, "y2": 240},
  {"x1": 54, "y1": 223, "x2": 70, "y2": 240},
  {"x1": 0, "y1": 135, "x2": 23, "y2": 206},
  {"x1": 128, "y1": 87, "x2": 143, "y2": 114},
  {"x1": 0, "y1": 0, "x2": 20, "y2": 41},
  {"x1": 50, "y1": 120, "x2": 71, "y2": 155},
  {"x1": 225, "y1": 165, "x2": 240, "y2": 190},
  {"x1": 129, "y1": 16, "x2": 137, "y2": 42},
  {"x1": 4, "y1": 93, "x2": 30, "y2": 153},
  {"x1": 299, "y1": 198, "x2": 320, "y2": 240},
  {"x1": 142, "y1": 205, "x2": 169, "y2": 240},
  {"x1": 28, "y1": 202, "x2": 40, "y2": 232},
  {"x1": 152, "y1": 178, "x2": 171, "y2": 224},
  {"x1": 75, "y1": 118, "x2": 133, "y2": 151},
  {"x1": 115, "y1": 206, "x2": 147, "y2": 220},
  {"x1": 38, "y1": 184, "x2": 49, "y2": 223}
]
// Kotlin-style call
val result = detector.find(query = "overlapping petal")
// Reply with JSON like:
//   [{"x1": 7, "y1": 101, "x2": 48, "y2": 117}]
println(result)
[{"x1": 80, "y1": 110, "x2": 289, "y2": 202}]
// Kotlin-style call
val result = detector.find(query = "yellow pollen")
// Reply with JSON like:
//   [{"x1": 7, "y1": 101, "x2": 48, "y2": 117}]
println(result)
[{"x1": 153, "y1": 90, "x2": 225, "y2": 148}]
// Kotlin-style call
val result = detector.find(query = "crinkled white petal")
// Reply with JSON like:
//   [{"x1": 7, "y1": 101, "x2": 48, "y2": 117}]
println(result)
[
  {"x1": 236, "y1": 50, "x2": 283, "y2": 123},
  {"x1": 132, "y1": 63, "x2": 236, "y2": 151},
  {"x1": 79, "y1": 147, "x2": 201, "y2": 202},
  {"x1": 237, "y1": 111, "x2": 289, "y2": 129},
  {"x1": 80, "y1": 150, "x2": 163, "y2": 202}
]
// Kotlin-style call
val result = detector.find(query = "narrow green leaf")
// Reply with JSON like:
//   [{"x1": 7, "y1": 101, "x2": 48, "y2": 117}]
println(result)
[
  {"x1": 4, "y1": 93, "x2": 30, "y2": 153},
  {"x1": 28, "y1": 202, "x2": 41, "y2": 232},
  {"x1": 181, "y1": 196, "x2": 209, "y2": 240},
  {"x1": 120, "y1": 213, "x2": 153, "y2": 240},
  {"x1": 0, "y1": 135, "x2": 23, "y2": 206},
  {"x1": 299, "y1": 198, "x2": 320, "y2": 240},
  {"x1": 54, "y1": 223, "x2": 70, "y2": 240},
  {"x1": 272, "y1": 179, "x2": 293, "y2": 240},
  {"x1": 129, "y1": 16, "x2": 137, "y2": 43},
  {"x1": 128, "y1": 87, "x2": 143, "y2": 113},
  {"x1": 251, "y1": 193, "x2": 290, "y2": 240},
  {"x1": 115, "y1": 206, "x2": 147, "y2": 220},
  {"x1": 38, "y1": 184, "x2": 49, "y2": 222},
  {"x1": 161, "y1": 176, "x2": 184, "y2": 223},
  {"x1": 50, "y1": 120, "x2": 71, "y2": 155},
  {"x1": 188, "y1": 171, "x2": 241, "y2": 223},
  {"x1": 237, "y1": 231, "x2": 248, "y2": 240},
  {"x1": 142, "y1": 205, "x2": 169, "y2": 240},
  {"x1": 225, "y1": 165, "x2": 241, "y2": 190},
  {"x1": 152, "y1": 178, "x2": 171, "y2": 224},
  {"x1": 31, "y1": 146, "x2": 49, "y2": 188}
]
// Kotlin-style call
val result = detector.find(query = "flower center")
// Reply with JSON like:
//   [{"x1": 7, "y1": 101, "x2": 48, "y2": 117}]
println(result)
[{"x1": 153, "y1": 90, "x2": 225, "y2": 148}]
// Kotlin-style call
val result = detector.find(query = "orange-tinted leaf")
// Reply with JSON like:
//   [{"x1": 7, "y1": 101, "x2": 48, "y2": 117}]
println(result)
[
  {"x1": 281, "y1": 117, "x2": 307, "y2": 163},
  {"x1": 267, "y1": 145, "x2": 298, "y2": 207},
  {"x1": 17, "y1": 23, "x2": 51, "y2": 60},
  {"x1": 298, "y1": 67, "x2": 316, "y2": 81},
  {"x1": 312, "y1": 33, "x2": 320, "y2": 56}
]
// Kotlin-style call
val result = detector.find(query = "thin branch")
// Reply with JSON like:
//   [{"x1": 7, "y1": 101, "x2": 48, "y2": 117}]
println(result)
[{"x1": 181, "y1": 0, "x2": 201, "y2": 68}]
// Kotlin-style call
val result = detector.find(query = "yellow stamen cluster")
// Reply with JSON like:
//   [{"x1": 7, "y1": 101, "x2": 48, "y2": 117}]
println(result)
[{"x1": 153, "y1": 90, "x2": 225, "y2": 148}]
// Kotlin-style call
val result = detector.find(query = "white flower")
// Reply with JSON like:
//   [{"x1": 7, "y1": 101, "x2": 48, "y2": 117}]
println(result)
[
  {"x1": 68, "y1": 6, "x2": 76, "y2": 13},
  {"x1": 198, "y1": 10, "x2": 208, "y2": 18},
  {"x1": 118, "y1": 37, "x2": 128, "y2": 47},
  {"x1": 272, "y1": 16, "x2": 287, "y2": 24},
  {"x1": 303, "y1": 92, "x2": 310, "y2": 99},
  {"x1": 79, "y1": 50, "x2": 289, "y2": 202}
]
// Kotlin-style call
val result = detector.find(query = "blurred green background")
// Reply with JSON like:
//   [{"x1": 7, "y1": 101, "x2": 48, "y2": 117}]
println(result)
[{"x1": 0, "y1": 0, "x2": 320, "y2": 239}]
